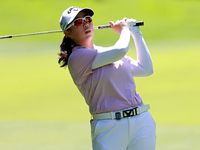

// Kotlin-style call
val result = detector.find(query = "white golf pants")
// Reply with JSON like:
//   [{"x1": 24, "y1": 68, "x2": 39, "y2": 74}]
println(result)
[{"x1": 91, "y1": 111, "x2": 156, "y2": 150}]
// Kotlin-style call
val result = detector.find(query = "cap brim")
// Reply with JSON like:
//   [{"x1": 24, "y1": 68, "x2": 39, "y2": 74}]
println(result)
[
  {"x1": 67, "y1": 8, "x2": 94, "y2": 26},
  {"x1": 80, "y1": 8, "x2": 94, "y2": 17}
]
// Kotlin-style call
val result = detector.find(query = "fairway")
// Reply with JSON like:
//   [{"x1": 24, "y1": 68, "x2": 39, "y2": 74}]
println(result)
[
  {"x1": 0, "y1": 122, "x2": 200, "y2": 150},
  {"x1": 1, "y1": 0, "x2": 200, "y2": 149}
]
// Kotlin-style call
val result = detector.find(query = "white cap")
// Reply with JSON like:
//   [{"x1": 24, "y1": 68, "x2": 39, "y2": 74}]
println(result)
[{"x1": 59, "y1": 6, "x2": 94, "y2": 31}]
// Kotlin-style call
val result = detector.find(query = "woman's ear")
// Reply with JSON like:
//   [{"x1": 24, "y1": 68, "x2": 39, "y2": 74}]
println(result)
[{"x1": 64, "y1": 30, "x2": 72, "y2": 38}]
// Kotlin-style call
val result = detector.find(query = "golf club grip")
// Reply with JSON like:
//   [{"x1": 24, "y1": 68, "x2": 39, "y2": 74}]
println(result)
[
  {"x1": 135, "y1": 21, "x2": 144, "y2": 26},
  {"x1": 0, "y1": 35, "x2": 13, "y2": 39},
  {"x1": 94, "y1": 21, "x2": 144, "y2": 29}
]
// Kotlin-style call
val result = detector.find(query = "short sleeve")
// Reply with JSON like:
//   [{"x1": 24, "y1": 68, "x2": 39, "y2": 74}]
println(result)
[{"x1": 68, "y1": 47, "x2": 98, "y2": 86}]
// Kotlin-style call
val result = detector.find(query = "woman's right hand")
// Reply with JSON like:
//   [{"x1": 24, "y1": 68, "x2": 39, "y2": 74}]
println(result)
[{"x1": 110, "y1": 17, "x2": 129, "y2": 35}]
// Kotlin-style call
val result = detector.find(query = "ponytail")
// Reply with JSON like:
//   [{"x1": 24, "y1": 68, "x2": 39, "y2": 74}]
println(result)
[{"x1": 58, "y1": 36, "x2": 74, "y2": 67}]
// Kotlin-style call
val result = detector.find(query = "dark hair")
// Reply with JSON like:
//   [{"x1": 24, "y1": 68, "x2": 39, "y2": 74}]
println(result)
[{"x1": 58, "y1": 36, "x2": 74, "y2": 67}]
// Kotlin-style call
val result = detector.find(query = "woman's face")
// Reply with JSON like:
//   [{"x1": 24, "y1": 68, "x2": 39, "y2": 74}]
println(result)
[{"x1": 64, "y1": 12, "x2": 94, "y2": 45}]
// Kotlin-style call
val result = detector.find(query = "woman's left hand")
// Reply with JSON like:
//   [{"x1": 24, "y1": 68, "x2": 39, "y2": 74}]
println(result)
[{"x1": 110, "y1": 17, "x2": 129, "y2": 35}]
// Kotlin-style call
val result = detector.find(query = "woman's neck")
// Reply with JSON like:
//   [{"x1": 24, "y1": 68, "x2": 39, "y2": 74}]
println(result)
[
  {"x1": 74, "y1": 39, "x2": 94, "y2": 49},
  {"x1": 83, "y1": 41, "x2": 94, "y2": 49}
]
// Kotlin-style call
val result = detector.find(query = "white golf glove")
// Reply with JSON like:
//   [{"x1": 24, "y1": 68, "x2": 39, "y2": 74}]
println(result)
[{"x1": 126, "y1": 19, "x2": 142, "y2": 36}]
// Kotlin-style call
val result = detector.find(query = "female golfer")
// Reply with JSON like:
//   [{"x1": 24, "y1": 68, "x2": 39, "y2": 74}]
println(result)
[{"x1": 59, "y1": 6, "x2": 156, "y2": 150}]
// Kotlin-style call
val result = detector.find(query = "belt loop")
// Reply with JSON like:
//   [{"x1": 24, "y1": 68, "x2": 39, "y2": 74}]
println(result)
[
  {"x1": 137, "y1": 106, "x2": 141, "y2": 114},
  {"x1": 111, "y1": 112, "x2": 114, "y2": 119}
]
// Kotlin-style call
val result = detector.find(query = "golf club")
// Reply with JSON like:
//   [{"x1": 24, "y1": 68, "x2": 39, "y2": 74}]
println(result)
[{"x1": 0, "y1": 21, "x2": 143, "y2": 39}]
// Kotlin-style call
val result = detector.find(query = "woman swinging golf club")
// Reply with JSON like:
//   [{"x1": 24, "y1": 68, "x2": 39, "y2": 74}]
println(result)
[{"x1": 58, "y1": 6, "x2": 156, "y2": 150}]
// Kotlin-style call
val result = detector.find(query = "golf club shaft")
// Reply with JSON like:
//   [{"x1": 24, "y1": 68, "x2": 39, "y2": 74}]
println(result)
[{"x1": 0, "y1": 21, "x2": 144, "y2": 39}]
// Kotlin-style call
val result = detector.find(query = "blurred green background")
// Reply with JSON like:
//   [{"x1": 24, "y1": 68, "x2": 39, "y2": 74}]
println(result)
[{"x1": 0, "y1": 0, "x2": 200, "y2": 150}]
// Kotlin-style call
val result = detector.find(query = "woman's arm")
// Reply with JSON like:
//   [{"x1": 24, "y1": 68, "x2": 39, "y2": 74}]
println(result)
[
  {"x1": 127, "y1": 19, "x2": 153, "y2": 77},
  {"x1": 92, "y1": 28, "x2": 130, "y2": 69},
  {"x1": 129, "y1": 34, "x2": 154, "y2": 77},
  {"x1": 92, "y1": 18, "x2": 130, "y2": 69}
]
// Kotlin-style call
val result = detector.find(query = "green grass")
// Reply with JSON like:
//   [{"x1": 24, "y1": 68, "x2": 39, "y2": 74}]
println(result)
[
  {"x1": 0, "y1": 121, "x2": 92, "y2": 150},
  {"x1": 0, "y1": 121, "x2": 200, "y2": 150},
  {"x1": 134, "y1": 39, "x2": 200, "y2": 125},
  {"x1": 0, "y1": 0, "x2": 200, "y2": 149},
  {"x1": 1, "y1": 0, "x2": 200, "y2": 43}
]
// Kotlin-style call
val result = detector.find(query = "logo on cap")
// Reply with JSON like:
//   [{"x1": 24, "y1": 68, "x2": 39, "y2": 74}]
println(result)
[{"x1": 68, "y1": 7, "x2": 79, "y2": 14}]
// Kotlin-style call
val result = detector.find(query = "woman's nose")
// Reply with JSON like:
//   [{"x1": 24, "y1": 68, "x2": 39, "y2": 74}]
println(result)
[{"x1": 83, "y1": 21, "x2": 89, "y2": 28}]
